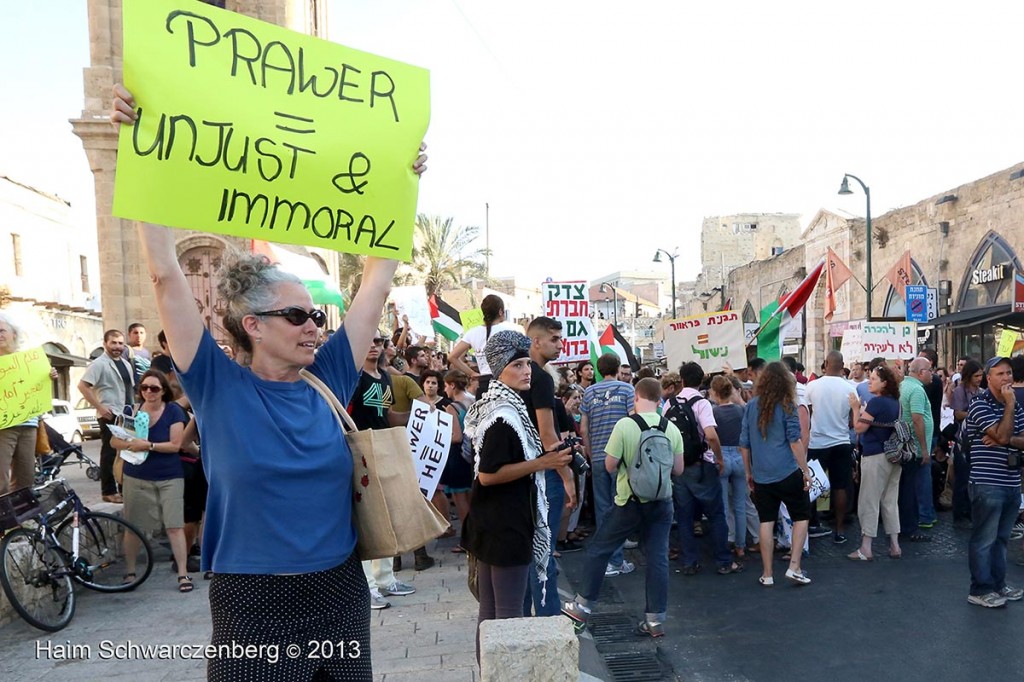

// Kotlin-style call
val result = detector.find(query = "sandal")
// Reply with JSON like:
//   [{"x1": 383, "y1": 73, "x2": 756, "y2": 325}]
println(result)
[
  {"x1": 122, "y1": 573, "x2": 136, "y2": 585},
  {"x1": 717, "y1": 562, "x2": 744, "y2": 575},
  {"x1": 178, "y1": 575, "x2": 194, "y2": 593},
  {"x1": 204, "y1": 571, "x2": 214, "y2": 580}
]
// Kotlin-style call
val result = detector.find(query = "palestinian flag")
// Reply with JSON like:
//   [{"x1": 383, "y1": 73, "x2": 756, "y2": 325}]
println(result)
[
  {"x1": 755, "y1": 259, "x2": 825, "y2": 361},
  {"x1": 429, "y1": 295, "x2": 463, "y2": 342},
  {"x1": 589, "y1": 321, "x2": 640, "y2": 371},
  {"x1": 252, "y1": 240, "x2": 346, "y2": 310}
]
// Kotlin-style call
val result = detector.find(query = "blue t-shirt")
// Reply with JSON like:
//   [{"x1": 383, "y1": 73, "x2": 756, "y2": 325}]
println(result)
[
  {"x1": 580, "y1": 380, "x2": 635, "y2": 457},
  {"x1": 739, "y1": 397, "x2": 802, "y2": 484},
  {"x1": 965, "y1": 389, "x2": 1024, "y2": 488},
  {"x1": 177, "y1": 328, "x2": 359, "y2": 574},
  {"x1": 859, "y1": 395, "x2": 899, "y2": 457},
  {"x1": 123, "y1": 402, "x2": 187, "y2": 480}
]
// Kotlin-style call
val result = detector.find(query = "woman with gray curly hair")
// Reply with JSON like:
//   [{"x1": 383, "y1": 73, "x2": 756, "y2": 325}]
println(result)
[
  {"x1": 113, "y1": 84, "x2": 426, "y2": 681},
  {"x1": 0, "y1": 311, "x2": 44, "y2": 494}
]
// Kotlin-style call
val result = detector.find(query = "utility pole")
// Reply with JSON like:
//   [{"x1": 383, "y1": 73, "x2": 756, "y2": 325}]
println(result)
[{"x1": 485, "y1": 202, "x2": 490, "y2": 278}]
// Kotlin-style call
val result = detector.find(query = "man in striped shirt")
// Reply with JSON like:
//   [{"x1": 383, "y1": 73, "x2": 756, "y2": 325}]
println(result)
[{"x1": 964, "y1": 356, "x2": 1024, "y2": 608}]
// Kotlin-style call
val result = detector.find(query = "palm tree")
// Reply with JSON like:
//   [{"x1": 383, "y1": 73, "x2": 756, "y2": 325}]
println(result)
[{"x1": 412, "y1": 214, "x2": 488, "y2": 297}]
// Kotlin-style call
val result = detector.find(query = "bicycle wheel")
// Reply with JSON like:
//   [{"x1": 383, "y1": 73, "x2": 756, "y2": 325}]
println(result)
[
  {"x1": 0, "y1": 528, "x2": 76, "y2": 632},
  {"x1": 56, "y1": 512, "x2": 153, "y2": 592}
]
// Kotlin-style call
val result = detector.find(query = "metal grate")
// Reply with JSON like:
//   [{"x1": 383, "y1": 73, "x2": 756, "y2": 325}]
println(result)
[
  {"x1": 604, "y1": 651, "x2": 665, "y2": 682},
  {"x1": 589, "y1": 612, "x2": 636, "y2": 647}
]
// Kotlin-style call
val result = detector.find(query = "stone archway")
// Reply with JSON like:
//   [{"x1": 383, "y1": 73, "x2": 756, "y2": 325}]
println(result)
[{"x1": 882, "y1": 259, "x2": 926, "y2": 318}]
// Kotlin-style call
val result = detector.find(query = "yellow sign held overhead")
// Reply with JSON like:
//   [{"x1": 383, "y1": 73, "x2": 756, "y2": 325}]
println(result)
[
  {"x1": 0, "y1": 348, "x2": 52, "y2": 430},
  {"x1": 113, "y1": 0, "x2": 430, "y2": 261},
  {"x1": 997, "y1": 329, "x2": 1020, "y2": 357},
  {"x1": 460, "y1": 308, "x2": 484, "y2": 331}
]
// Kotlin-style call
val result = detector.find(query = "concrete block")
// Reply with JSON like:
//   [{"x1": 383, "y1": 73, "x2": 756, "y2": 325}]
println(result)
[{"x1": 479, "y1": 616, "x2": 577, "y2": 682}]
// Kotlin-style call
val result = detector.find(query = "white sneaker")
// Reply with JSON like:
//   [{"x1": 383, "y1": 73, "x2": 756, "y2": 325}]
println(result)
[
  {"x1": 619, "y1": 560, "x2": 636, "y2": 575},
  {"x1": 370, "y1": 588, "x2": 391, "y2": 610},
  {"x1": 623, "y1": 539, "x2": 639, "y2": 549},
  {"x1": 382, "y1": 580, "x2": 416, "y2": 596},
  {"x1": 604, "y1": 563, "x2": 621, "y2": 577}
]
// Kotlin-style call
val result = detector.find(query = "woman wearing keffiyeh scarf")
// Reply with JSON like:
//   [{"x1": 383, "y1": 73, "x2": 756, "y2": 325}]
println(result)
[{"x1": 461, "y1": 330, "x2": 573, "y2": 661}]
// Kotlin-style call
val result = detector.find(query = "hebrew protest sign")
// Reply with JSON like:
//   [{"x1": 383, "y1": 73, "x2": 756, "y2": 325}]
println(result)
[
  {"x1": 0, "y1": 348, "x2": 52, "y2": 430},
  {"x1": 664, "y1": 311, "x2": 746, "y2": 374},
  {"x1": 860, "y1": 322, "x2": 917, "y2": 360},
  {"x1": 839, "y1": 323, "x2": 863, "y2": 363},
  {"x1": 543, "y1": 281, "x2": 591, "y2": 364},
  {"x1": 113, "y1": 0, "x2": 430, "y2": 261},
  {"x1": 408, "y1": 401, "x2": 453, "y2": 499}
]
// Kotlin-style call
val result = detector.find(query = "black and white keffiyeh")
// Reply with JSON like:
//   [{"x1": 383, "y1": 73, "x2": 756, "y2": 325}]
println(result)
[{"x1": 464, "y1": 378, "x2": 552, "y2": 604}]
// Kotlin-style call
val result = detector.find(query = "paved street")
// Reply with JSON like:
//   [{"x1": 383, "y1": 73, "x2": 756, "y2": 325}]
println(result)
[{"x1": 560, "y1": 511, "x2": 1024, "y2": 682}]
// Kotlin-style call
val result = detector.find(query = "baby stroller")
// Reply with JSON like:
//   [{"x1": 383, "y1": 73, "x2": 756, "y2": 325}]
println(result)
[{"x1": 36, "y1": 422, "x2": 101, "y2": 486}]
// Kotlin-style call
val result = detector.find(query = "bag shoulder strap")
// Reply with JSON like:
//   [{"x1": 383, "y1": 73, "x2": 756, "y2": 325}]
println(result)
[
  {"x1": 629, "y1": 413, "x2": 649, "y2": 434},
  {"x1": 299, "y1": 369, "x2": 359, "y2": 434}
]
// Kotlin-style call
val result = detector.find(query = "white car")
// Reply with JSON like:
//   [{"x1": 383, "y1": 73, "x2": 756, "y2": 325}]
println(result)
[{"x1": 42, "y1": 399, "x2": 84, "y2": 445}]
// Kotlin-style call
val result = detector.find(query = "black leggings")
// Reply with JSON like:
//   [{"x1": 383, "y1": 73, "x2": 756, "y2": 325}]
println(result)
[
  {"x1": 476, "y1": 561, "x2": 529, "y2": 660},
  {"x1": 208, "y1": 553, "x2": 370, "y2": 681}
]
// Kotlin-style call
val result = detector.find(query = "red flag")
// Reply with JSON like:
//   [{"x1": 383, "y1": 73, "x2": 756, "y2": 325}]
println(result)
[
  {"x1": 824, "y1": 247, "x2": 853, "y2": 321},
  {"x1": 753, "y1": 259, "x2": 826, "y2": 344},
  {"x1": 885, "y1": 250, "x2": 913, "y2": 301}
]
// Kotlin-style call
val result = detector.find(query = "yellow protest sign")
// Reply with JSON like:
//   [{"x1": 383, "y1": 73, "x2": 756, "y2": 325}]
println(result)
[
  {"x1": 460, "y1": 308, "x2": 484, "y2": 331},
  {"x1": 113, "y1": 0, "x2": 430, "y2": 261},
  {"x1": 0, "y1": 348, "x2": 52, "y2": 430},
  {"x1": 997, "y1": 329, "x2": 1019, "y2": 357}
]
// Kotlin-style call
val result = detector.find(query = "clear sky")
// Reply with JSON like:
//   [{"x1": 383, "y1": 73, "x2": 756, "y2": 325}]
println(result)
[{"x1": 3, "y1": 0, "x2": 1023, "y2": 287}]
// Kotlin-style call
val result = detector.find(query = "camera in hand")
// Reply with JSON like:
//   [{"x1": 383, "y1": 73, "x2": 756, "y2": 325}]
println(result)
[{"x1": 560, "y1": 435, "x2": 591, "y2": 476}]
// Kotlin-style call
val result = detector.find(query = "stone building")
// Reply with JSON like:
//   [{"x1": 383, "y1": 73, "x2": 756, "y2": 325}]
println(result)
[
  {"x1": 0, "y1": 176, "x2": 103, "y2": 402},
  {"x1": 725, "y1": 162, "x2": 1024, "y2": 372},
  {"x1": 73, "y1": 0, "x2": 342, "y2": 352},
  {"x1": 696, "y1": 213, "x2": 801, "y2": 293}
]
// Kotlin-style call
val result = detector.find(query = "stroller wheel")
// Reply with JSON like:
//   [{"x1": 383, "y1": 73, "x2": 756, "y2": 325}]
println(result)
[{"x1": 86, "y1": 466, "x2": 101, "y2": 482}]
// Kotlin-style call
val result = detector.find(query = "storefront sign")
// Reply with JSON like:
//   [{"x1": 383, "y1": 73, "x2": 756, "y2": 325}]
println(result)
[
  {"x1": 925, "y1": 287, "x2": 937, "y2": 320},
  {"x1": 971, "y1": 263, "x2": 1011, "y2": 285}
]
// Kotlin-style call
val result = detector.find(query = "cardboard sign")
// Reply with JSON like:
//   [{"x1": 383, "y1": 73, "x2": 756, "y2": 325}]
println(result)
[
  {"x1": 460, "y1": 308, "x2": 484, "y2": 331},
  {"x1": 664, "y1": 311, "x2": 746, "y2": 374},
  {"x1": 997, "y1": 329, "x2": 1020, "y2": 357},
  {"x1": 861, "y1": 322, "x2": 917, "y2": 360},
  {"x1": 113, "y1": 0, "x2": 430, "y2": 261},
  {"x1": 543, "y1": 281, "x2": 590, "y2": 364},
  {"x1": 391, "y1": 286, "x2": 433, "y2": 340},
  {"x1": 0, "y1": 348, "x2": 52, "y2": 430},
  {"x1": 407, "y1": 401, "x2": 453, "y2": 499},
  {"x1": 839, "y1": 323, "x2": 864, "y2": 363}
]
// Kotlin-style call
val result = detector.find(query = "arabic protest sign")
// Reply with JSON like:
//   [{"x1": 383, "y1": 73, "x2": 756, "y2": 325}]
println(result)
[
  {"x1": 113, "y1": 0, "x2": 430, "y2": 261},
  {"x1": 543, "y1": 281, "x2": 591, "y2": 364},
  {"x1": 407, "y1": 401, "x2": 453, "y2": 498},
  {"x1": 0, "y1": 348, "x2": 52, "y2": 430},
  {"x1": 460, "y1": 308, "x2": 484, "y2": 331},
  {"x1": 664, "y1": 311, "x2": 746, "y2": 374},
  {"x1": 861, "y1": 322, "x2": 917, "y2": 360},
  {"x1": 997, "y1": 329, "x2": 1021, "y2": 357}
]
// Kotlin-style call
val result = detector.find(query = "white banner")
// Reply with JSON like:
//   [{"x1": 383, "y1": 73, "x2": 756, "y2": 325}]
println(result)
[
  {"x1": 839, "y1": 322, "x2": 863, "y2": 363},
  {"x1": 542, "y1": 280, "x2": 590, "y2": 363},
  {"x1": 391, "y1": 286, "x2": 433, "y2": 342},
  {"x1": 664, "y1": 310, "x2": 747, "y2": 374},
  {"x1": 407, "y1": 400, "x2": 453, "y2": 499},
  {"x1": 861, "y1": 321, "x2": 918, "y2": 360}
]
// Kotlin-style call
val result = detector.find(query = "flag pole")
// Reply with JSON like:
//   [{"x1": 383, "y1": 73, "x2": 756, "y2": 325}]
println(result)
[{"x1": 745, "y1": 258, "x2": 825, "y2": 347}]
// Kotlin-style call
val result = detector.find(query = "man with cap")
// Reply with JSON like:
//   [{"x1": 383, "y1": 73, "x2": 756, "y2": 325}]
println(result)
[{"x1": 963, "y1": 356, "x2": 1024, "y2": 608}]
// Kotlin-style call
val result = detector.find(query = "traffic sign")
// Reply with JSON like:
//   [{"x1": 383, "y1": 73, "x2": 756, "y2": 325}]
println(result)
[{"x1": 905, "y1": 285, "x2": 928, "y2": 323}]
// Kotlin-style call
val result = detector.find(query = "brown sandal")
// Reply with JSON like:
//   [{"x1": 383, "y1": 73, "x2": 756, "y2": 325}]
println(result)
[{"x1": 178, "y1": 575, "x2": 194, "y2": 593}]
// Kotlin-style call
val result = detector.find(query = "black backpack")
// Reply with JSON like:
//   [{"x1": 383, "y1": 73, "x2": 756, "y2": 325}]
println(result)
[{"x1": 664, "y1": 395, "x2": 708, "y2": 466}]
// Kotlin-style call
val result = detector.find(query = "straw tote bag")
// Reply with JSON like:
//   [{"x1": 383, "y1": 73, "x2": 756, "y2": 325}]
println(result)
[{"x1": 300, "y1": 370, "x2": 450, "y2": 560}]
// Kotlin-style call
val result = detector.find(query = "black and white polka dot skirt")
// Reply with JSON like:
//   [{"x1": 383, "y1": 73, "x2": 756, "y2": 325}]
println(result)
[{"x1": 208, "y1": 552, "x2": 371, "y2": 681}]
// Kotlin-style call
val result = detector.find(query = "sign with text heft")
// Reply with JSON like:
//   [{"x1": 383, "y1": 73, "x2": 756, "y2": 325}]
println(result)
[
  {"x1": 664, "y1": 311, "x2": 746, "y2": 374},
  {"x1": 543, "y1": 281, "x2": 591, "y2": 364},
  {"x1": 113, "y1": 0, "x2": 430, "y2": 261}
]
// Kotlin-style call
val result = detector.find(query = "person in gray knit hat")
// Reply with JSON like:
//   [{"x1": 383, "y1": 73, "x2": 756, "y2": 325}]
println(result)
[{"x1": 461, "y1": 330, "x2": 573, "y2": 660}]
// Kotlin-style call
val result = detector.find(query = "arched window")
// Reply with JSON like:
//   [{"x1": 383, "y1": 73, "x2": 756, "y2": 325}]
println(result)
[
  {"x1": 882, "y1": 259, "x2": 926, "y2": 318},
  {"x1": 955, "y1": 231, "x2": 1022, "y2": 310},
  {"x1": 742, "y1": 301, "x2": 757, "y2": 324}
]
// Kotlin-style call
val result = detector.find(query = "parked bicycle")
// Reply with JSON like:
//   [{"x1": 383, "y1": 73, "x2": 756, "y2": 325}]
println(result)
[{"x1": 0, "y1": 478, "x2": 154, "y2": 631}]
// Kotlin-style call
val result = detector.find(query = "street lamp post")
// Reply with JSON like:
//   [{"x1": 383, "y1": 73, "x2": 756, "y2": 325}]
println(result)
[
  {"x1": 599, "y1": 282, "x2": 619, "y2": 327},
  {"x1": 653, "y1": 249, "x2": 677, "y2": 318},
  {"x1": 838, "y1": 174, "x2": 873, "y2": 321}
]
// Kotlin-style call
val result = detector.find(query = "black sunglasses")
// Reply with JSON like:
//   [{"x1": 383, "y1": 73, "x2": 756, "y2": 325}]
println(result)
[
  {"x1": 255, "y1": 307, "x2": 327, "y2": 328},
  {"x1": 139, "y1": 385, "x2": 163, "y2": 393}
]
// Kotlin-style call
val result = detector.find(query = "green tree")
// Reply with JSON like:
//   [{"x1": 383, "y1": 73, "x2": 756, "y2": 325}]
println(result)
[{"x1": 412, "y1": 214, "x2": 487, "y2": 297}]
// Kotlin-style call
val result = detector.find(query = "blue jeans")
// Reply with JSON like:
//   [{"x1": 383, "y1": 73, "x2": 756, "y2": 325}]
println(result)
[
  {"x1": 590, "y1": 456, "x2": 624, "y2": 568},
  {"x1": 524, "y1": 469, "x2": 564, "y2": 616},
  {"x1": 968, "y1": 483, "x2": 1019, "y2": 596},
  {"x1": 719, "y1": 446, "x2": 747, "y2": 546},
  {"x1": 953, "y1": 449, "x2": 971, "y2": 520},
  {"x1": 673, "y1": 460, "x2": 731, "y2": 568},
  {"x1": 575, "y1": 498, "x2": 673, "y2": 621}
]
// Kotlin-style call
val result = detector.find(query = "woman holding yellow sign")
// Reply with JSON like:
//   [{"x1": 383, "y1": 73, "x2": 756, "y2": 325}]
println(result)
[{"x1": 113, "y1": 84, "x2": 427, "y2": 681}]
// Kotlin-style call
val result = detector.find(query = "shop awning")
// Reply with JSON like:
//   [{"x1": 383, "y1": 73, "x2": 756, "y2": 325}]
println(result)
[
  {"x1": 45, "y1": 350, "x2": 89, "y2": 368},
  {"x1": 928, "y1": 304, "x2": 1014, "y2": 329}
]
